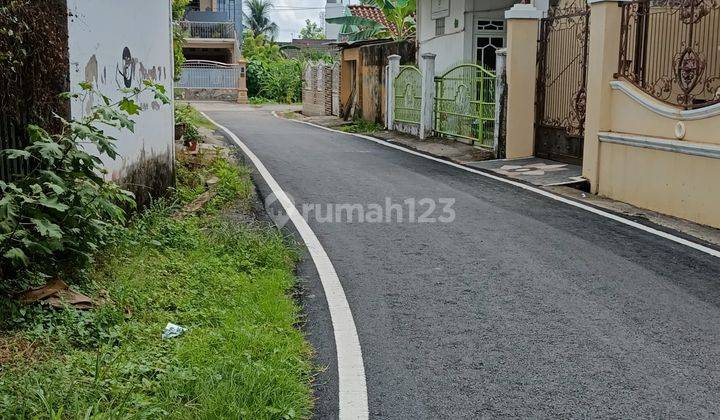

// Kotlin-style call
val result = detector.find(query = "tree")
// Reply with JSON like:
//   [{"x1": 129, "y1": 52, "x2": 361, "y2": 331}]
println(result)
[
  {"x1": 299, "y1": 19, "x2": 325, "y2": 40},
  {"x1": 326, "y1": 0, "x2": 416, "y2": 42},
  {"x1": 172, "y1": 0, "x2": 190, "y2": 81},
  {"x1": 243, "y1": 0, "x2": 279, "y2": 39}
]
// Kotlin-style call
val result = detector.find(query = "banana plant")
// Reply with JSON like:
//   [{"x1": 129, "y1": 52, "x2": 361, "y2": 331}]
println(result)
[{"x1": 326, "y1": 0, "x2": 416, "y2": 42}]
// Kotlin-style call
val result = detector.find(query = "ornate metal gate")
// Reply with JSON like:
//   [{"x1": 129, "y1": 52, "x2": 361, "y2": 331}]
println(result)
[
  {"x1": 394, "y1": 66, "x2": 422, "y2": 125},
  {"x1": 435, "y1": 64, "x2": 496, "y2": 148},
  {"x1": 535, "y1": 1, "x2": 590, "y2": 165}
]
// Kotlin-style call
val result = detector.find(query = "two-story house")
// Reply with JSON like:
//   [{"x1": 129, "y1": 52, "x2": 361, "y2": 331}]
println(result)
[
  {"x1": 416, "y1": 0, "x2": 551, "y2": 73},
  {"x1": 181, "y1": 0, "x2": 243, "y2": 64}
]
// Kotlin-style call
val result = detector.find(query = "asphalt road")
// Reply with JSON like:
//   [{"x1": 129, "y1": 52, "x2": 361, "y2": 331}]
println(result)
[{"x1": 204, "y1": 106, "x2": 720, "y2": 419}]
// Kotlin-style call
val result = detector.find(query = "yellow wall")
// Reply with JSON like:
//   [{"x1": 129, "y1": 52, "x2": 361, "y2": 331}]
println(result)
[
  {"x1": 583, "y1": 1, "x2": 720, "y2": 228},
  {"x1": 505, "y1": 17, "x2": 539, "y2": 158},
  {"x1": 598, "y1": 141, "x2": 720, "y2": 228},
  {"x1": 609, "y1": 89, "x2": 720, "y2": 146}
]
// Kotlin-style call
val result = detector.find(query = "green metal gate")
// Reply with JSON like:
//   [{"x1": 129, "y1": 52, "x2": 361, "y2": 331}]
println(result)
[
  {"x1": 393, "y1": 66, "x2": 422, "y2": 125},
  {"x1": 434, "y1": 64, "x2": 496, "y2": 147}
]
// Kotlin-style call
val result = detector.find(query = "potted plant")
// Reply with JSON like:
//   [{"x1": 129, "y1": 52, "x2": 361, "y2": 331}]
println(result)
[{"x1": 183, "y1": 123, "x2": 201, "y2": 153}]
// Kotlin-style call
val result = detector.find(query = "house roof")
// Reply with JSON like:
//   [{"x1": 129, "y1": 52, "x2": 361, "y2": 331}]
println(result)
[{"x1": 348, "y1": 5, "x2": 395, "y2": 31}]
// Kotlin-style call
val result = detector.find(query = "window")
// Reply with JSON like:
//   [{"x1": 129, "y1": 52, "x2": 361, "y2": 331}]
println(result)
[
  {"x1": 435, "y1": 18, "x2": 445, "y2": 36},
  {"x1": 474, "y1": 17, "x2": 505, "y2": 70},
  {"x1": 477, "y1": 20, "x2": 504, "y2": 31},
  {"x1": 476, "y1": 36, "x2": 504, "y2": 70}
]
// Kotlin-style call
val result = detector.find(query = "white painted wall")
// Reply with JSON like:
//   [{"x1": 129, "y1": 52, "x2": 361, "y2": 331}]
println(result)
[
  {"x1": 417, "y1": 0, "x2": 515, "y2": 74},
  {"x1": 66, "y1": 0, "x2": 175, "y2": 184},
  {"x1": 418, "y1": 0, "x2": 468, "y2": 73},
  {"x1": 325, "y1": 1, "x2": 348, "y2": 40}
]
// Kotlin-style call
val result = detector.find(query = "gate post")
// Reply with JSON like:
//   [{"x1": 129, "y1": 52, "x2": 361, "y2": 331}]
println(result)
[
  {"x1": 237, "y1": 57, "x2": 248, "y2": 104},
  {"x1": 494, "y1": 48, "x2": 507, "y2": 158},
  {"x1": 582, "y1": 0, "x2": 624, "y2": 193},
  {"x1": 387, "y1": 55, "x2": 401, "y2": 130},
  {"x1": 504, "y1": 3, "x2": 542, "y2": 159},
  {"x1": 419, "y1": 53, "x2": 436, "y2": 140}
]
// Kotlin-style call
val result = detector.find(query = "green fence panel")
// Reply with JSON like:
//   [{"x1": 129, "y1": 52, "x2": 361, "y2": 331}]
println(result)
[
  {"x1": 394, "y1": 66, "x2": 422, "y2": 125},
  {"x1": 434, "y1": 64, "x2": 496, "y2": 148}
]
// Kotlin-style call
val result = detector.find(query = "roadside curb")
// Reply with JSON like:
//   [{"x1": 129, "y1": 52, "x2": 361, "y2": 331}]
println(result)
[{"x1": 275, "y1": 111, "x2": 720, "y2": 260}]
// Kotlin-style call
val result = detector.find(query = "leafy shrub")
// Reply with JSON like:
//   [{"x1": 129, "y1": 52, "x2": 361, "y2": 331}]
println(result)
[
  {"x1": 172, "y1": 0, "x2": 190, "y2": 81},
  {"x1": 244, "y1": 31, "x2": 303, "y2": 104},
  {"x1": 259, "y1": 59, "x2": 303, "y2": 104},
  {"x1": 0, "y1": 81, "x2": 169, "y2": 288}
]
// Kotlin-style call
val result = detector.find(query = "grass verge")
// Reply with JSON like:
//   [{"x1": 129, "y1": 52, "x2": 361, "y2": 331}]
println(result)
[
  {"x1": 339, "y1": 119, "x2": 383, "y2": 134},
  {"x1": 175, "y1": 103, "x2": 217, "y2": 130},
  {"x1": 0, "y1": 150, "x2": 314, "y2": 419}
]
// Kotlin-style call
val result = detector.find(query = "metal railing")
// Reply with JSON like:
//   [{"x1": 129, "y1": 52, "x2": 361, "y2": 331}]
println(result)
[
  {"x1": 434, "y1": 64, "x2": 496, "y2": 148},
  {"x1": 618, "y1": 0, "x2": 720, "y2": 109},
  {"x1": 179, "y1": 21, "x2": 236, "y2": 39},
  {"x1": 394, "y1": 66, "x2": 422, "y2": 125},
  {"x1": 177, "y1": 60, "x2": 240, "y2": 89}
]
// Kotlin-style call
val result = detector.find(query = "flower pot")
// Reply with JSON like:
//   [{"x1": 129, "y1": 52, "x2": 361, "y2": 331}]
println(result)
[{"x1": 186, "y1": 140, "x2": 199, "y2": 153}]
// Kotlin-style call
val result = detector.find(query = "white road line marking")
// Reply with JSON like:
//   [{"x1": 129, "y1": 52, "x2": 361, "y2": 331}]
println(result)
[
  {"x1": 276, "y1": 112, "x2": 720, "y2": 260},
  {"x1": 202, "y1": 112, "x2": 369, "y2": 420}
]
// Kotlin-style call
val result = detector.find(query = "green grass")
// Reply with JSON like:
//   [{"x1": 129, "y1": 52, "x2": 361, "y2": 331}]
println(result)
[
  {"x1": 0, "y1": 152, "x2": 314, "y2": 419},
  {"x1": 339, "y1": 119, "x2": 384, "y2": 134},
  {"x1": 249, "y1": 97, "x2": 279, "y2": 106},
  {"x1": 175, "y1": 103, "x2": 216, "y2": 130}
]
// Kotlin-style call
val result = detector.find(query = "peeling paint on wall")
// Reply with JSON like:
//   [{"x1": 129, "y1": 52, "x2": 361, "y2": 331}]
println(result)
[{"x1": 67, "y1": 0, "x2": 175, "y2": 205}]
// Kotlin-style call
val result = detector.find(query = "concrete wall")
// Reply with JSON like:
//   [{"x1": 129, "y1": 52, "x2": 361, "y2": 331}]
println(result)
[
  {"x1": 302, "y1": 62, "x2": 340, "y2": 117},
  {"x1": 417, "y1": 0, "x2": 468, "y2": 73},
  {"x1": 582, "y1": 0, "x2": 720, "y2": 229},
  {"x1": 417, "y1": 0, "x2": 514, "y2": 73},
  {"x1": 339, "y1": 41, "x2": 416, "y2": 123},
  {"x1": 325, "y1": 1, "x2": 348, "y2": 40},
  {"x1": 593, "y1": 83, "x2": 720, "y2": 229},
  {"x1": 67, "y1": 0, "x2": 175, "y2": 206}
]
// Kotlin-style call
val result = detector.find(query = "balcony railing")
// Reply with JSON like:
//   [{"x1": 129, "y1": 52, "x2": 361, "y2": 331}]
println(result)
[{"x1": 179, "y1": 21, "x2": 236, "y2": 39}]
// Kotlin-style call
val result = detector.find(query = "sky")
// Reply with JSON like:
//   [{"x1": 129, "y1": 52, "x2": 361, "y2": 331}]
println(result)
[{"x1": 268, "y1": 0, "x2": 360, "y2": 41}]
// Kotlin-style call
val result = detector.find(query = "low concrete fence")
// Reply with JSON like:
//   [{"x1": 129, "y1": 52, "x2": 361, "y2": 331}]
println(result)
[
  {"x1": 177, "y1": 60, "x2": 247, "y2": 103},
  {"x1": 302, "y1": 62, "x2": 340, "y2": 117},
  {"x1": 177, "y1": 60, "x2": 240, "y2": 89}
]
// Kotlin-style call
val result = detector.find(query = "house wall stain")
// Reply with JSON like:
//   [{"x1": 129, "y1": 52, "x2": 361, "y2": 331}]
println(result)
[
  {"x1": 113, "y1": 146, "x2": 176, "y2": 209},
  {"x1": 67, "y1": 0, "x2": 175, "y2": 210}
]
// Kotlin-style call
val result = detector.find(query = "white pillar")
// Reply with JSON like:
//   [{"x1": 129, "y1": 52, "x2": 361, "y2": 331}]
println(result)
[
  {"x1": 387, "y1": 55, "x2": 401, "y2": 130},
  {"x1": 420, "y1": 53, "x2": 436, "y2": 140},
  {"x1": 494, "y1": 48, "x2": 507, "y2": 157}
]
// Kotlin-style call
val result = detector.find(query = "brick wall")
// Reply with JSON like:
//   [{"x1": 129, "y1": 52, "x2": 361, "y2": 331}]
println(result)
[{"x1": 302, "y1": 62, "x2": 340, "y2": 117}]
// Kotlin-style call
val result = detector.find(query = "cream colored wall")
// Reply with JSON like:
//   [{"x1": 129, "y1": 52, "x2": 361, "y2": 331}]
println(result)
[
  {"x1": 504, "y1": 17, "x2": 539, "y2": 159},
  {"x1": 598, "y1": 142, "x2": 720, "y2": 228},
  {"x1": 582, "y1": 1, "x2": 622, "y2": 192},
  {"x1": 609, "y1": 88, "x2": 720, "y2": 146},
  {"x1": 584, "y1": 1, "x2": 720, "y2": 229},
  {"x1": 199, "y1": 0, "x2": 215, "y2": 11}
]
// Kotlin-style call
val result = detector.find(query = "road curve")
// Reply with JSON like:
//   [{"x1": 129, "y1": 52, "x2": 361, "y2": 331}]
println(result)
[{"x1": 200, "y1": 105, "x2": 720, "y2": 419}]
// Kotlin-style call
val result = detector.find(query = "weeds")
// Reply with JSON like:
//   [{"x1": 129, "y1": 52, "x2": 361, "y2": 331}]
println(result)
[
  {"x1": 0, "y1": 151, "x2": 314, "y2": 419},
  {"x1": 340, "y1": 119, "x2": 384, "y2": 134}
]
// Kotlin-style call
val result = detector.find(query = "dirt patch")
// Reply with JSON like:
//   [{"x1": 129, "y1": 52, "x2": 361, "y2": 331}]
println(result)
[{"x1": 0, "y1": 336, "x2": 46, "y2": 368}]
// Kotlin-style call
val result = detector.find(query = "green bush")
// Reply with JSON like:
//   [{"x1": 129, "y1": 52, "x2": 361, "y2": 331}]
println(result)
[
  {"x1": 244, "y1": 31, "x2": 302, "y2": 104},
  {"x1": 0, "y1": 81, "x2": 169, "y2": 289}
]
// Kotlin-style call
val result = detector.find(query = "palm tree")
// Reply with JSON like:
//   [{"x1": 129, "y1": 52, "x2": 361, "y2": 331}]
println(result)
[{"x1": 244, "y1": 0, "x2": 279, "y2": 39}]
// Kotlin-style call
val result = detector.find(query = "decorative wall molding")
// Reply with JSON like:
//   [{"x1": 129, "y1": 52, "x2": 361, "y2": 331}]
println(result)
[
  {"x1": 599, "y1": 131, "x2": 720, "y2": 160},
  {"x1": 588, "y1": 0, "x2": 632, "y2": 4},
  {"x1": 610, "y1": 80, "x2": 720, "y2": 121},
  {"x1": 505, "y1": 4, "x2": 543, "y2": 19}
]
